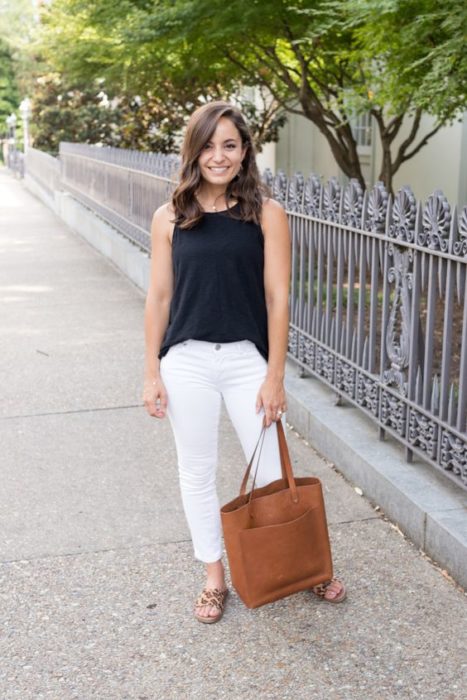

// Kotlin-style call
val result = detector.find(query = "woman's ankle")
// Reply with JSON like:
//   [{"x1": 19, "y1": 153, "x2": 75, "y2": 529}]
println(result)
[{"x1": 205, "y1": 559, "x2": 225, "y2": 589}]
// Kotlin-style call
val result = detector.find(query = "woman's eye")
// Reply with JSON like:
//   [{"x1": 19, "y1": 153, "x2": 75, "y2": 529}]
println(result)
[{"x1": 202, "y1": 142, "x2": 237, "y2": 151}]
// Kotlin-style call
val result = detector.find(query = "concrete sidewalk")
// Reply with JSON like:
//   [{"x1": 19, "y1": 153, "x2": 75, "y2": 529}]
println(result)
[{"x1": 1, "y1": 167, "x2": 465, "y2": 699}]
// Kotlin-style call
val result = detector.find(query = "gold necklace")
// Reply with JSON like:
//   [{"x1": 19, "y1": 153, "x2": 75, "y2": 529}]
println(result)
[{"x1": 200, "y1": 192, "x2": 226, "y2": 211}]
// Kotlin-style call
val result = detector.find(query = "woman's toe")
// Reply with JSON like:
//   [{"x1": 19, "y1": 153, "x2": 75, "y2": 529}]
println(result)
[
  {"x1": 196, "y1": 604, "x2": 208, "y2": 618},
  {"x1": 195, "y1": 604, "x2": 217, "y2": 618},
  {"x1": 325, "y1": 581, "x2": 343, "y2": 599}
]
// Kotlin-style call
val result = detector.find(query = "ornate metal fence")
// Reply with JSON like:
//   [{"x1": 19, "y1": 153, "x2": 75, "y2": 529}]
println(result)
[
  {"x1": 59, "y1": 143, "x2": 179, "y2": 251},
  {"x1": 25, "y1": 148, "x2": 60, "y2": 196},
  {"x1": 263, "y1": 170, "x2": 467, "y2": 489},
  {"x1": 23, "y1": 144, "x2": 467, "y2": 488}
]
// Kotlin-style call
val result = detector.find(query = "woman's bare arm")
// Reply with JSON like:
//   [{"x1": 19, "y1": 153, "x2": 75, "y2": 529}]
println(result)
[
  {"x1": 143, "y1": 203, "x2": 174, "y2": 417},
  {"x1": 256, "y1": 198, "x2": 291, "y2": 426}
]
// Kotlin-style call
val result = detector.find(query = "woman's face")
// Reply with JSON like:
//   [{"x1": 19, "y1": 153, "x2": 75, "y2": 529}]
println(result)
[{"x1": 197, "y1": 116, "x2": 247, "y2": 187}]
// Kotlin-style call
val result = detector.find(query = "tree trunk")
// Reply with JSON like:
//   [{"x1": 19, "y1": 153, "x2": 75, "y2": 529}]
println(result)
[
  {"x1": 300, "y1": 100, "x2": 366, "y2": 191},
  {"x1": 378, "y1": 140, "x2": 395, "y2": 197}
]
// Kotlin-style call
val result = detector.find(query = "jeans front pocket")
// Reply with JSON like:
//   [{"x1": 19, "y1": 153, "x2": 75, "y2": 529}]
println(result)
[
  {"x1": 167, "y1": 339, "x2": 191, "y2": 356},
  {"x1": 238, "y1": 340, "x2": 260, "y2": 356}
]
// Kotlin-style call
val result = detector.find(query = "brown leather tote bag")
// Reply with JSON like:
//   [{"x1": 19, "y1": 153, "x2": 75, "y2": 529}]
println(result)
[{"x1": 221, "y1": 421, "x2": 333, "y2": 609}]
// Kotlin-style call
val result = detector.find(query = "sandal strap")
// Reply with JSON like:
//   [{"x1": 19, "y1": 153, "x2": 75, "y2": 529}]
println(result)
[
  {"x1": 312, "y1": 577, "x2": 340, "y2": 597},
  {"x1": 195, "y1": 588, "x2": 228, "y2": 610}
]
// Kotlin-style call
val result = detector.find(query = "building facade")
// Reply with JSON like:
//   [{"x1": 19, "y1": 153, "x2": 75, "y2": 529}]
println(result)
[{"x1": 257, "y1": 110, "x2": 467, "y2": 208}]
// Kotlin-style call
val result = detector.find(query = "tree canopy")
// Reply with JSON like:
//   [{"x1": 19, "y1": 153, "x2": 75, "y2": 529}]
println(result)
[
  {"x1": 20, "y1": 1, "x2": 467, "y2": 188},
  {"x1": 0, "y1": 38, "x2": 19, "y2": 136}
]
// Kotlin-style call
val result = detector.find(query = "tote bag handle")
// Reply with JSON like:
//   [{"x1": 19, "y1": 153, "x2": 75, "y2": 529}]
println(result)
[{"x1": 239, "y1": 421, "x2": 299, "y2": 503}]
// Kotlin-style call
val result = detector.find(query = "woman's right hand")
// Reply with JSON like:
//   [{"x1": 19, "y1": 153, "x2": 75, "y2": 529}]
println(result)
[{"x1": 143, "y1": 376, "x2": 168, "y2": 418}]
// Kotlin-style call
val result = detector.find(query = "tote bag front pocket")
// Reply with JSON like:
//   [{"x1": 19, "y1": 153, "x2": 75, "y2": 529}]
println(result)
[{"x1": 238, "y1": 506, "x2": 332, "y2": 607}]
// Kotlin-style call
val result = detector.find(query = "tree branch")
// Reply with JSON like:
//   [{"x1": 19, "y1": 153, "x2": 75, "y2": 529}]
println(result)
[
  {"x1": 395, "y1": 122, "x2": 444, "y2": 169},
  {"x1": 256, "y1": 41, "x2": 302, "y2": 80},
  {"x1": 280, "y1": 18, "x2": 350, "y2": 100},
  {"x1": 253, "y1": 45, "x2": 302, "y2": 93},
  {"x1": 391, "y1": 108, "x2": 423, "y2": 171},
  {"x1": 385, "y1": 114, "x2": 404, "y2": 141},
  {"x1": 223, "y1": 33, "x2": 363, "y2": 184}
]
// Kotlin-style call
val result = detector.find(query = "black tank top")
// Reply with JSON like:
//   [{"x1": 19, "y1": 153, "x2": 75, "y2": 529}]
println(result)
[{"x1": 158, "y1": 203, "x2": 269, "y2": 361}]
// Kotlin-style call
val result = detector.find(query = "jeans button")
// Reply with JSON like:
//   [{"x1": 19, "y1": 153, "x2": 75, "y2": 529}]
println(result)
[{"x1": 215, "y1": 344, "x2": 221, "y2": 350}]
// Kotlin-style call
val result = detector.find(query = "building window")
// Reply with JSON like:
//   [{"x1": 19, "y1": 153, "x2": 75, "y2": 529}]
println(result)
[{"x1": 352, "y1": 112, "x2": 373, "y2": 150}]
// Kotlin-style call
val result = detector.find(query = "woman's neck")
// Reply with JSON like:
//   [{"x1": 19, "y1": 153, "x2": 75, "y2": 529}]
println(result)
[{"x1": 196, "y1": 185, "x2": 233, "y2": 211}]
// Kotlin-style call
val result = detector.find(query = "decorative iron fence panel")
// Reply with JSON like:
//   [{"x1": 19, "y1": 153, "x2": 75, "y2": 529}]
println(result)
[
  {"x1": 25, "y1": 145, "x2": 467, "y2": 488},
  {"x1": 263, "y1": 169, "x2": 467, "y2": 489},
  {"x1": 25, "y1": 148, "x2": 59, "y2": 195},
  {"x1": 59, "y1": 143, "x2": 180, "y2": 251}
]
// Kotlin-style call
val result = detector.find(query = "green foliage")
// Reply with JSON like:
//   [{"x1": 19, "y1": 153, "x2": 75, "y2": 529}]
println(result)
[
  {"x1": 20, "y1": 0, "x2": 467, "y2": 187},
  {"x1": 344, "y1": 0, "x2": 467, "y2": 122},
  {"x1": 0, "y1": 0, "x2": 41, "y2": 96},
  {"x1": 40, "y1": 0, "x2": 466, "y2": 121},
  {"x1": 30, "y1": 74, "x2": 186, "y2": 155},
  {"x1": 29, "y1": 73, "x2": 285, "y2": 155},
  {"x1": 34, "y1": 0, "x2": 286, "y2": 152},
  {"x1": 31, "y1": 74, "x2": 114, "y2": 155},
  {"x1": 0, "y1": 38, "x2": 19, "y2": 134}
]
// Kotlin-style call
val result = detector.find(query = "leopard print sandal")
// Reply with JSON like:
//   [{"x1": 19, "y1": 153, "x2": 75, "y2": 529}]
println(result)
[
  {"x1": 194, "y1": 587, "x2": 229, "y2": 624},
  {"x1": 312, "y1": 577, "x2": 347, "y2": 603}
]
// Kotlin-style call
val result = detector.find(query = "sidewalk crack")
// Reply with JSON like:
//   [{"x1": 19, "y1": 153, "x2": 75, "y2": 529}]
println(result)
[{"x1": 0, "y1": 404, "x2": 143, "y2": 420}]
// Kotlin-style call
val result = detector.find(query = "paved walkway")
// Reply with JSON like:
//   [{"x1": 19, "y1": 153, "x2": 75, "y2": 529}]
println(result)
[{"x1": 0, "y1": 167, "x2": 465, "y2": 700}]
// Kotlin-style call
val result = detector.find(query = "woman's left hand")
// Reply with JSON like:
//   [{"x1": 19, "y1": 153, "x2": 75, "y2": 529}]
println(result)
[{"x1": 255, "y1": 376, "x2": 287, "y2": 427}]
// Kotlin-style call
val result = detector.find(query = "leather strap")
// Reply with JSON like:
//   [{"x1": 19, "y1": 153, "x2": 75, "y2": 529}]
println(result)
[
  {"x1": 276, "y1": 420, "x2": 298, "y2": 500},
  {"x1": 239, "y1": 425, "x2": 267, "y2": 495},
  {"x1": 239, "y1": 421, "x2": 299, "y2": 503}
]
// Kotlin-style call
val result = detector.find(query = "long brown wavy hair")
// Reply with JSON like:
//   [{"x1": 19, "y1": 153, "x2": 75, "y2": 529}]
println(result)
[{"x1": 171, "y1": 101, "x2": 270, "y2": 229}]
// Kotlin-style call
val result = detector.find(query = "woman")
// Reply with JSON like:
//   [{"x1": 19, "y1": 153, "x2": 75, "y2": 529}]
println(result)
[{"x1": 143, "y1": 101, "x2": 346, "y2": 623}]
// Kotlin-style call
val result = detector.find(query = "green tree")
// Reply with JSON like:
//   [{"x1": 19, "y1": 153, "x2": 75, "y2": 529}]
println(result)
[
  {"x1": 34, "y1": 0, "x2": 287, "y2": 154},
  {"x1": 0, "y1": 38, "x2": 19, "y2": 137},
  {"x1": 0, "y1": 0, "x2": 40, "y2": 96},
  {"x1": 350, "y1": 0, "x2": 467, "y2": 122},
  {"x1": 30, "y1": 73, "x2": 285, "y2": 154},
  {"x1": 345, "y1": 0, "x2": 467, "y2": 188},
  {"x1": 36, "y1": 0, "x2": 467, "y2": 191},
  {"x1": 31, "y1": 74, "x2": 117, "y2": 155}
]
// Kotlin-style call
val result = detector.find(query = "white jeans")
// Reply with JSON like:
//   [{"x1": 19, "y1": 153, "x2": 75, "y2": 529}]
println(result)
[{"x1": 160, "y1": 338, "x2": 285, "y2": 563}]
